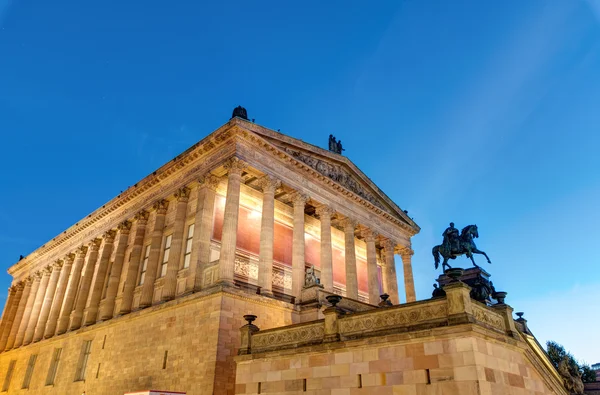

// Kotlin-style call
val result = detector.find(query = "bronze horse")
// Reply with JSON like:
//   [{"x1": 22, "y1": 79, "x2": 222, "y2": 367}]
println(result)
[{"x1": 432, "y1": 224, "x2": 491, "y2": 271}]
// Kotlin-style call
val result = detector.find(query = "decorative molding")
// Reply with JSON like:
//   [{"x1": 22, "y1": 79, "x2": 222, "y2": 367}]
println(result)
[
  {"x1": 472, "y1": 303, "x2": 505, "y2": 332},
  {"x1": 199, "y1": 174, "x2": 220, "y2": 191},
  {"x1": 256, "y1": 175, "x2": 281, "y2": 193},
  {"x1": 224, "y1": 157, "x2": 247, "y2": 176},
  {"x1": 175, "y1": 187, "x2": 191, "y2": 202},
  {"x1": 152, "y1": 199, "x2": 169, "y2": 215},
  {"x1": 338, "y1": 301, "x2": 447, "y2": 336},
  {"x1": 252, "y1": 321, "x2": 324, "y2": 352}
]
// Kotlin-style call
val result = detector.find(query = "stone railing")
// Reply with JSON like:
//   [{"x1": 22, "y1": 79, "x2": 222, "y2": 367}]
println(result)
[{"x1": 238, "y1": 281, "x2": 521, "y2": 355}]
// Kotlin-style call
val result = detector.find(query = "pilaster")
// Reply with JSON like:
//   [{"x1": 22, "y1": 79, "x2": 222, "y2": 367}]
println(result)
[
  {"x1": 290, "y1": 192, "x2": 309, "y2": 302},
  {"x1": 257, "y1": 175, "x2": 280, "y2": 296},
  {"x1": 119, "y1": 210, "x2": 148, "y2": 314},
  {"x1": 139, "y1": 200, "x2": 169, "y2": 308},
  {"x1": 100, "y1": 221, "x2": 131, "y2": 320},
  {"x1": 163, "y1": 187, "x2": 190, "y2": 301}
]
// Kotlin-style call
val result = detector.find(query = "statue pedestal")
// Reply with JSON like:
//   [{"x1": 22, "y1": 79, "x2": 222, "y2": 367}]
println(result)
[{"x1": 437, "y1": 267, "x2": 494, "y2": 305}]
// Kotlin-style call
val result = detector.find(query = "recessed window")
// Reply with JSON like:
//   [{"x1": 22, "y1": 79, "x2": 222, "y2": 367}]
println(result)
[
  {"x1": 2, "y1": 360, "x2": 16, "y2": 392},
  {"x1": 46, "y1": 348, "x2": 62, "y2": 386},
  {"x1": 183, "y1": 224, "x2": 194, "y2": 269},
  {"x1": 22, "y1": 354, "x2": 37, "y2": 389},
  {"x1": 74, "y1": 340, "x2": 92, "y2": 382},
  {"x1": 160, "y1": 235, "x2": 172, "y2": 277},
  {"x1": 139, "y1": 245, "x2": 151, "y2": 285}
]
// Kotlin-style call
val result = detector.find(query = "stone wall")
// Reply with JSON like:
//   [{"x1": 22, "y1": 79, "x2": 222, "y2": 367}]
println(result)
[{"x1": 0, "y1": 287, "x2": 297, "y2": 395}]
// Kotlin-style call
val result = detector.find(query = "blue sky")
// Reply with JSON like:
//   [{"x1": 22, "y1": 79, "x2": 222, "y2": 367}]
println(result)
[{"x1": 1, "y1": 1, "x2": 598, "y2": 362}]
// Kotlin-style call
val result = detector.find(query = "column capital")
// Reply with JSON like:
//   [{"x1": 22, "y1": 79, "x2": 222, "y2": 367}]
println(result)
[
  {"x1": 152, "y1": 199, "x2": 169, "y2": 215},
  {"x1": 24, "y1": 276, "x2": 34, "y2": 285},
  {"x1": 397, "y1": 246, "x2": 414, "y2": 257},
  {"x1": 88, "y1": 238, "x2": 102, "y2": 252},
  {"x1": 361, "y1": 228, "x2": 378, "y2": 243},
  {"x1": 175, "y1": 187, "x2": 191, "y2": 202},
  {"x1": 33, "y1": 271, "x2": 43, "y2": 280},
  {"x1": 339, "y1": 217, "x2": 358, "y2": 232},
  {"x1": 134, "y1": 210, "x2": 150, "y2": 223},
  {"x1": 53, "y1": 260, "x2": 64, "y2": 270},
  {"x1": 381, "y1": 239, "x2": 397, "y2": 253},
  {"x1": 8, "y1": 285, "x2": 18, "y2": 293},
  {"x1": 198, "y1": 174, "x2": 220, "y2": 191},
  {"x1": 64, "y1": 253, "x2": 75, "y2": 264},
  {"x1": 224, "y1": 157, "x2": 247, "y2": 176},
  {"x1": 316, "y1": 205, "x2": 336, "y2": 218},
  {"x1": 117, "y1": 220, "x2": 132, "y2": 234},
  {"x1": 76, "y1": 245, "x2": 88, "y2": 257},
  {"x1": 42, "y1": 265, "x2": 53, "y2": 275},
  {"x1": 289, "y1": 192, "x2": 309, "y2": 207},
  {"x1": 103, "y1": 230, "x2": 117, "y2": 243},
  {"x1": 14, "y1": 281, "x2": 25, "y2": 290},
  {"x1": 257, "y1": 175, "x2": 281, "y2": 193}
]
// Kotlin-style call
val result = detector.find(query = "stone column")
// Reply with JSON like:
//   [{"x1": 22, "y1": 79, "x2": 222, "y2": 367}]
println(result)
[
  {"x1": 24, "y1": 266, "x2": 52, "y2": 345},
  {"x1": 33, "y1": 261, "x2": 62, "y2": 342},
  {"x1": 99, "y1": 221, "x2": 131, "y2": 321},
  {"x1": 0, "y1": 286, "x2": 16, "y2": 338},
  {"x1": 188, "y1": 175, "x2": 219, "y2": 292},
  {"x1": 257, "y1": 175, "x2": 280, "y2": 296},
  {"x1": 14, "y1": 272, "x2": 41, "y2": 348},
  {"x1": 290, "y1": 192, "x2": 309, "y2": 302},
  {"x1": 56, "y1": 247, "x2": 87, "y2": 335},
  {"x1": 139, "y1": 200, "x2": 169, "y2": 308},
  {"x1": 5, "y1": 278, "x2": 32, "y2": 350},
  {"x1": 162, "y1": 187, "x2": 190, "y2": 301},
  {"x1": 44, "y1": 254, "x2": 74, "y2": 339},
  {"x1": 399, "y1": 247, "x2": 416, "y2": 303},
  {"x1": 219, "y1": 157, "x2": 247, "y2": 286},
  {"x1": 382, "y1": 239, "x2": 400, "y2": 304},
  {"x1": 0, "y1": 284, "x2": 22, "y2": 351},
  {"x1": 316, "y1": 205, "x2": 335, "y2": 292},
  {"x1": 340, "y1": 218, "x2": 358, "y2": 300},
  {"x1": 119, "y1": 211, "x2": 149, "y2": 315},
  {"x1": 70, "y1": 239, "x2": 101, "y2": 331},
  {"x1": 362, "y1": 229, "x2": 380, "y2": 305},
  {"x1": 83, "y1": 231, "x2": 116, "y2": 325}
]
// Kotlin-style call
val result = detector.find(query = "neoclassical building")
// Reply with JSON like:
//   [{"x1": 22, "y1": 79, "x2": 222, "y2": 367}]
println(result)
[{"x1": 0, "y1": 109, "x2": 419, "y2": 394}]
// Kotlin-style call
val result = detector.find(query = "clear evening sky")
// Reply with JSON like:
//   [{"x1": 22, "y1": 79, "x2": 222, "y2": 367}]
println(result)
[{"x1": 0, "y1": 1, "x2": 598, "y2": 363}]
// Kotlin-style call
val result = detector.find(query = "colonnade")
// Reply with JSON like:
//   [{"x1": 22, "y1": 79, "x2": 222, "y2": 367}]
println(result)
[{"x1": 0, "y1": 157, "x2": 416, "y2": 352}]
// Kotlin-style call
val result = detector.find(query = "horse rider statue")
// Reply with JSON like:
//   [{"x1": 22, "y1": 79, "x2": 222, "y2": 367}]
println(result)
[
  {"x1": 432, "y1": 222, "x2": 492, "y2": 271},
  {"x1": 442, "y1": 222, "x2": 460, "y2": 255}
]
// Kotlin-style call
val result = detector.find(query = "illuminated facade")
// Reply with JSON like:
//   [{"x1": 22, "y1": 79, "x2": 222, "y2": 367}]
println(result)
[{"x1": 0, "y1": 112, "x2": 419, "y2": 394}]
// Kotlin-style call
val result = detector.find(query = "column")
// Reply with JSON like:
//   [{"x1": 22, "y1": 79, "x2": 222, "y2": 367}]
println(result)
[
  {"x1": 290, "y1": 192, "x2": 309, "y2": 302},
  {"x1": 24, "y1": 266, "x2": 52, "y2": 345},
  {"x1": 382, "y1": 239, "x2": 400, "y2": 304},
  {"x1": 187, "y1": 175, "x2": 219, "y2": 292},
  {"x1": 45, "y1": 254, "x2": 74, "y2": 339},
  {"x1": 362, "y1": 229, "x2": 380, "y2": 305},
  {"x1": 163, "y1": 187, "x2": 190, "y2": 301},
  {"x1": 399, "y1": 246, "x2": 416, "y2": 303},
  {"x1": 219, "y1": 157, "x2": 247, "y2": 286},
  {"x1": 83, "y1": 231, "x2": 116, "y2": 325},
  {"x1": 5, "y1": 278, "x2": 32, "y2": 350},
  {"x1": 56, "y1": 247, "x2": 87, "y2": 335},
  {"x1": 340, "y1": 218, "x2": 358, "y2": 300},
  {"x1": 139, "y1": 200, "x2": 169, "y2": 308},
  {"x1": 257, "y1": 175, "x2": 280, "y2": 296},
  {"x1": 69, "y1": 239, "x2": 101, "y2": 331},
  {"x1": 316, "y1": 205, "x2": 335, "y2": 292},
  {"x1": 119, "y1": 211, "x2": 149, "y2": 315},
  {"x1": 14, "y1": 272, "x2": 41, "y2": 348},
  {"x1": 33, "y1": 261, "x2": 62, "y2": 342},
  {"x1": 0, "y1": 286, "x2": 16, "y2": 339},
  {"x1": 0, "y1": 284, "x2": 22, "y2": 351},
  {"x1": 99, "y1": 221, "x2": 131, "y2": 321}
]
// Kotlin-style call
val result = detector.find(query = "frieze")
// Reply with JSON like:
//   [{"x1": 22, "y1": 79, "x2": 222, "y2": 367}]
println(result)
[
  {"x1": 252, "y1": 321, "x2": 325, "y2": 352},
  {"x1": 338, "y1": 301, "x2": 447, "y2": 336},
  {"x1": 472, "y1": 304, "x2": 505, "y2": 331},
  {"x1": 282, "y1": 147, "x2": 386, "y2": 211}
]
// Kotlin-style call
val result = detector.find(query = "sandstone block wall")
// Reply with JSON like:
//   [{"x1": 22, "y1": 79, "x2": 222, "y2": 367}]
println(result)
[{"x1": 0, "y1": 288, "x2": 297, "y2": 395}]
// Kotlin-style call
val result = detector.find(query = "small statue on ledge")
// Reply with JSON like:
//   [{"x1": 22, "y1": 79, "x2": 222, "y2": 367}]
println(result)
[
  {"x1": 431, "y1": 284, "x2": 446, "y2": 298},
  {"x1": 304, "y1": 266, "x2": 320, "y2": 287},
  {"x1": 432, "y1": 223, "x2": 492, "y2": 271},
  {"x1": 328, "y1": 134, "x2": 345, "y2": 154}
]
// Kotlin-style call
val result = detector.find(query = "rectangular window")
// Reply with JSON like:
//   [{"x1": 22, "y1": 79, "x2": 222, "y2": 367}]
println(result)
[
  {"x1": 74, "y1": 340, "x2": 92, "y2": 382},
  {"x1": 22, "y1": 354, "x2": 37, "y2": 389},
  {"x1": 2, "y1": 360, "x2": 16, "y2": 392},
  {"x1": 46, "y1": 348, "x2": 62, "y2": 386},
  {"x1": 139, "y1": 245, "x2": 151, "y2": 285},
  {"x1": 183, "y1": 224, "x2": 194, "y2": 269},
  {"x1": 160, "y1": 235, "x2": 172, "y2": 277}
]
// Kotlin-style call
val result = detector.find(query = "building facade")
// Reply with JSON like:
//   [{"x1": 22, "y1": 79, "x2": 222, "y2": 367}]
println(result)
[{"x1": 0, "y1": 111, "x2": 421, "y2": 394}]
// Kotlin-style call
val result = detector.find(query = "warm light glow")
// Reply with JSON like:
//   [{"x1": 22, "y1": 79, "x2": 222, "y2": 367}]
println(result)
[{"x1": 248, "y1": 210, "x2": 261, "y2": 219}]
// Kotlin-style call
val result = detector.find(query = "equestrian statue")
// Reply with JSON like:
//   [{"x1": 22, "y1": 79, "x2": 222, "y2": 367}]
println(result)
[{"x1": 432, "y1": 223, "x2": 491, "y2": 271}]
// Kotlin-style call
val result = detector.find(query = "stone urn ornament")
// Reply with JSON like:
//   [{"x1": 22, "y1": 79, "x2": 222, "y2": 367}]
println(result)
[
  {"x1": 325, "y1": 294, "x2": 342, "y2": 307},
  {"x1": 491, "y1": 291, "x2": 507, "y2": 305}
]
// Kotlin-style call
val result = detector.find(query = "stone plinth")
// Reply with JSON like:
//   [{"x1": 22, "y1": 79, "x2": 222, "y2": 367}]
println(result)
[{"x1": 437, "y1": 267, "x2": 494, "y2": 305}]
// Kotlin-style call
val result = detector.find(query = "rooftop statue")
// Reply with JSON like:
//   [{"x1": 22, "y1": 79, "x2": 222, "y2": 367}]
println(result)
[
  {"x1": 432, "y1": 223, "x2": 491, "y2": 271},
  {"x1": 328, "y1": 134, "x2": 344, "y2": 154},
  {"x1": 231, "y1": 105, "x2": 248, "y2": 120}
]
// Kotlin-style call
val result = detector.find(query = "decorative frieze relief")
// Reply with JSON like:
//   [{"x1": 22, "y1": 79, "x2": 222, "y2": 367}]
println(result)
[
  {"x1": 338, "y1": 300, "x2": 448, "y2": 336},
  {"x1": 282, "y1": 147, "x2": 386, "y2": 211},
  {"x1": 252, "y1": 321, "x2": 325, "y2": 352},
  {"x1": 472, "y1": 303, "x2": 506, "y2": 332}
]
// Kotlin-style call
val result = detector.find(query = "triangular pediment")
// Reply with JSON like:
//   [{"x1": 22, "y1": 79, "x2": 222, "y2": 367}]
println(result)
[{"x1": 235, "y1": 120, "x2": 418, "y2": 231}]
